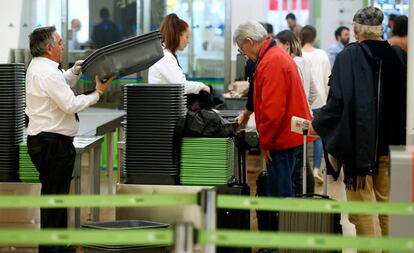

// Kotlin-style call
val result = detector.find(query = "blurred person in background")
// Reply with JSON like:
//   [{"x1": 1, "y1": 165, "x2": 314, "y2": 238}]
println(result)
[
  {"x1": 327, "y1": 26, "x2": 350, "y2": 67},
  {"x1": 388, "y1": 15, "x2": 408, "y2": 52},
  {"x1": 92, "y1": 8, "x2": 122, "y2": 48},
  {"x1": 68, "y1": 18, "x2": 81, "y2": 50},
  {"x1": 286, "y1": 13, "x2": 303, "y2": 39},
  {"x1": 149, "y1": 13, "x2": 210, "y2": 94},
  {"x1": 275, "y1": 30, "x2": 321, "y2": 109},
  {"x1": 300, "y1": 25, "x2": 331, "y2": 183},
  {"x1": 386, "y1": 13, "x2": 397, "y2": 39}
]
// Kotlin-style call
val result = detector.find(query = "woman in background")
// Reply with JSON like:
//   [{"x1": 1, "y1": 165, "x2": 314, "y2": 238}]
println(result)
[
  {"x1": 275, "y1": 30, "x2": 321, "y2": 109},
  {"x1": 300, "y1": 25, "x2": 331, "y2": 183},
  {"x1": 149, "y1": 13, "x2": 210, "y2": 94},
  {"x1": 388, "y1": 15, "x2": 408, "y2": 52}
]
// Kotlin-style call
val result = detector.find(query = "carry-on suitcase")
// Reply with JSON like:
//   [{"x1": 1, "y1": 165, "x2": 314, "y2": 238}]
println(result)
[
  {"x1": 216, "y1": 131, "x2": 251, "y2": 253},
  {"x1": 256, "y1": 152, "x2": 315, "y2": 231},
  {"x1": 279, "y1": 128, "x2": 341, "y2": 253}
]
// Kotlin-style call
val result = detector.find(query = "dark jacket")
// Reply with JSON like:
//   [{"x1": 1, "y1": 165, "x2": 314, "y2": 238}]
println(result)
[
  {"x1": 245, "y1": 59, "x2": 255, "y2": 112},
  {"x1": 92, "y1": 20, "x2": 122, "y2": 48},
  {"x1": 313, "y1": 41, "x2": 406, "y2": 179}
]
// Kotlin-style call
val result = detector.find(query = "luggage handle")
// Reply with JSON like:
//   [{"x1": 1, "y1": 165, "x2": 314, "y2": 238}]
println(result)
[
  {"x1": 302, "y1": 129, "x2": 308, "y2": 195},
  {"x1": 235, "y1": 130, "x2": 247, "y2": 185}
]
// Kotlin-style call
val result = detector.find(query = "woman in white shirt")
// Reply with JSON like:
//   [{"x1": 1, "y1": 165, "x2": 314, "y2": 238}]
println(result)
[
  {"x1": 300, "y1": 25, "x2": 331, "y2": 182},
  {"x1": 300, "y1": 25, "x2": 331, "y2": 106},
  {"x1": 275, "y1": 30, "x2": 322, "y2": 109},
  {"x1": 149, "y1": 13, "x2": 210, "y2": 94}
]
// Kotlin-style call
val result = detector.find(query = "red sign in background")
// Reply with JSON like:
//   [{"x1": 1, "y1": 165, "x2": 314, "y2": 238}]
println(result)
[{"x1": 269, "y1": 0, "x2": 308, "y2": 11}]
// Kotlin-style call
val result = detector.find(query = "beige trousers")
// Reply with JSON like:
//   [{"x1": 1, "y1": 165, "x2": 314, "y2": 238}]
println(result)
[{"x1": 346, "y1": 156, "x2": 390, "y2": 253}]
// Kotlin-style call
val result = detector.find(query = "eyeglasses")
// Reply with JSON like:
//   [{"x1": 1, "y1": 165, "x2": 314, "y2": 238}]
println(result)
[{"x1": 237, "y1": 47, "x2": 244, "y2": 55}]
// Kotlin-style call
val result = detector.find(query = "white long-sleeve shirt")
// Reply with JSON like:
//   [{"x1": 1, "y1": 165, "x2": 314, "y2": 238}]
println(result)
[
  {"x1": 25, "y1": 57, "x2": 100, "y2": 137},
  {"x1": 302, "y1": 49, "x2": 331, "y2": 107},
  {"x1": 294, "y1": 56, "x2": 323, "y2": 109},
  {"x1": 148, "y1": 48, "x2": 206, "y2": 94}
]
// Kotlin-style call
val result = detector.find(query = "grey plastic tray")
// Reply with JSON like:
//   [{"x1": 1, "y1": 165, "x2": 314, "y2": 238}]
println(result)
[{"x1": 82, "y1": 31, "x2": 163, "y2": 81}]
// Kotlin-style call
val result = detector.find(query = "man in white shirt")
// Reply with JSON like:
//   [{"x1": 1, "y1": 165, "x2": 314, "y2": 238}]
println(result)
[{"x1": 25, "y1": 26, "x2": 113, "y2": 253}]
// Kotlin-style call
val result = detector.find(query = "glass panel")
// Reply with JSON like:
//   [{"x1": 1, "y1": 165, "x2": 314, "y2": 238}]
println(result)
[
  {"x1": 150, "y1": 0, "x2": 226, "y2": 85},
  {"x1": 88, "y1": 0, "x2": 138, "y2": 49}
]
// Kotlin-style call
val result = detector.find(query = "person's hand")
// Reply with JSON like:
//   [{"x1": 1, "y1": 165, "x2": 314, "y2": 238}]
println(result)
[
  {"x1": 95, "y1": 75, "x2": 115, "y2": 96},
  {"x1": 235, "y1": 110, "x2": 252, "y2": 126},
  {"x1": 71, "y1": 60, "x2": 84, "y2": 75},
  {"x1": 202, "y1": 85, "x2": 211, "y2": 93},
  {"x1": 262, "y1": 149, "x2": 272, "y2": 165},
  {"x1": 309, "y1": 123, "x2": 319, "y2": 137}
]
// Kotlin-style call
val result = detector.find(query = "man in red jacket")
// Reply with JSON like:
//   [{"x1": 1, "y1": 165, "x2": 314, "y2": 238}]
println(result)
[{"x1": 233, "y1": 21, "x2": 313, "y2": 199}]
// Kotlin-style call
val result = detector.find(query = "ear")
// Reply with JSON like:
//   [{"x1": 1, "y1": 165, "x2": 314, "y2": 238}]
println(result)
[
  {"x1": 246, "y1": 38, "x2": 254, "y2": 46},
  {"x1": 45, "y1": 43, "x2": 53, "y2": 56}
]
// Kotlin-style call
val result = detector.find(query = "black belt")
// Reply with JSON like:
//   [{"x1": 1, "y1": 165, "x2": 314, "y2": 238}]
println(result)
[{"x1": 29, "y1": 132, "x2": 74, "y2": 142}]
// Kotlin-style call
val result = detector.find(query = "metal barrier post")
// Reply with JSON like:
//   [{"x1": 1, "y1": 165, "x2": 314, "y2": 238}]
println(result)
[
  {"x1": 174, "y1": 223, "x2": 194, "y2": 253},
  {"x1": 201, "y1": 188, "x2": 217, "y2": 253}
]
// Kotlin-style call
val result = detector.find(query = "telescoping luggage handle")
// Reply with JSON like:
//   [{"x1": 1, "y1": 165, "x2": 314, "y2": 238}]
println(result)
[
  {"x1": 291, "y1": 116, "x2": 328, "y2": 198},
  {"x1": 236, "y1": 130, "x2": 247, "y2": 185}
]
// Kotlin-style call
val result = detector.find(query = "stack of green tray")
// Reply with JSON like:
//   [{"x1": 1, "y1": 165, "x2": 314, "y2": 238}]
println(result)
[
  {"x1": 180, "y1": 138, "x2": 234, "y2": 186},
  {"x1": 19, "y1": 143, "x2": 39, "y2": 183}
]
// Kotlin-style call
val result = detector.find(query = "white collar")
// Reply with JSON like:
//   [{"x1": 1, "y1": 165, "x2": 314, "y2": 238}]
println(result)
[{"x1": 33, "y1": 57, "x2": 60, "y2": 68}]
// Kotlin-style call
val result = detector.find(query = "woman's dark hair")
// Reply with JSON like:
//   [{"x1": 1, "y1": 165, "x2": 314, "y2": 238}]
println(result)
[
  {"x1": 300, "y1": 25, "x2": 317, "y2": 46},
  {"x1": 393, "y1": 15, "x2": 408, "y2": 37},
  {"x1": 276, "y1": 30, "x2": 302, "y2": 57},
  {"x1": 29, "y1": 26, "x2": 56, "y2": 57},
  {"x1": 160, "y1": 13, "x2": 189, "y2": 57}
]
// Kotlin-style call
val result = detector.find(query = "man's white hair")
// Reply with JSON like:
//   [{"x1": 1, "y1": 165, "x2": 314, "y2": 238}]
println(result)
[
  {"x1": 233, "y1": 21, "x2": 268, "y2": 45},
  {"x1": 353, "y1": 22, "x2": 383, "y2": 40}
]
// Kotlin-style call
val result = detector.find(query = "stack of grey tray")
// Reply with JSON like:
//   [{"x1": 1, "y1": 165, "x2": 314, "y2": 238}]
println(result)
[
  {"x1": 124, "y1": 84, "x2": 186, "y2": 185},
  {"x1": 0, "y1": 63, "x2": 25, "y2": 182},
  {"x1": 82, "y1": 220, "x2": 169, "y2": 253},
  {"x1": 81, "y1": 31, "x2": 164, "y2": 81}
]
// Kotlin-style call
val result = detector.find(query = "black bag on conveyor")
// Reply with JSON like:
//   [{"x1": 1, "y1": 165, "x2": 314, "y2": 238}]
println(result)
[{"x1": 183, "y1": 109, "x2": 234, "y2": 138}]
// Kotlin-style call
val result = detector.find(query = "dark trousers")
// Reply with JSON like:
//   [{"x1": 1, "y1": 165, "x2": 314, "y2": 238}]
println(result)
[
  {"x1": 265, "y1": 145, "x2": 303, "y2": 230},
  {"x1": 266, "y1": 145, "x2": 303, "y2": 197},
  {"x1": 27, "y1": 132, "x2": 76, "y2": 253}
]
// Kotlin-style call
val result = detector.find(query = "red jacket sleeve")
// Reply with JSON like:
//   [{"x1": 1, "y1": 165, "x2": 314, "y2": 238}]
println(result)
[{"x1": 256, "y1": 63, "x2": 288, "y2": 150}]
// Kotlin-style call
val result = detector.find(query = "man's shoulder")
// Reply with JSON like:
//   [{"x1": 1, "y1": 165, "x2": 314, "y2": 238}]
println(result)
[
  {"x1": 328, "y1": 42, "x2": 340, "y2": 51},
  {"x1": 27, "y1": 59, "x2": 60, "y2": 78},
  {"x1": 342, "y1": 42, "x2": 361, "y2": 52},
  {"x1": 264, "y1": 46, "x2": 290, "y2": 62},
  {"x1": 335, "y1": 42, "x2": 362, "y2": 59}
]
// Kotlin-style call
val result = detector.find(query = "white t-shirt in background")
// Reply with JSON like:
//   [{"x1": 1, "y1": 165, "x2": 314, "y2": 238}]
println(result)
[{"x1": 302, "y1": 49, "x2": 331, "y2": 107}]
